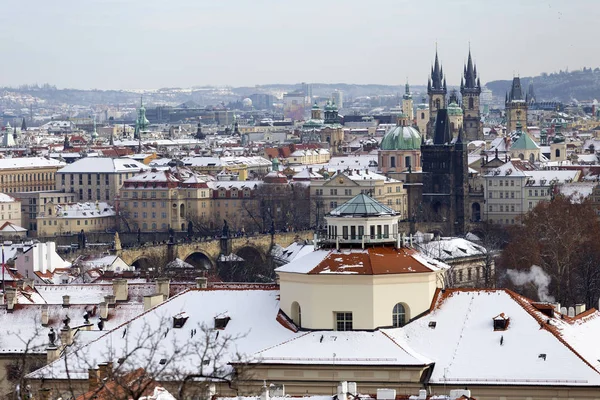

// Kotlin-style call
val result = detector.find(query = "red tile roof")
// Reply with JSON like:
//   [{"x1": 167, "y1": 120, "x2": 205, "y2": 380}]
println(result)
[{"x1": 309, "y1": 247, "x2": 439, "y2": 275}]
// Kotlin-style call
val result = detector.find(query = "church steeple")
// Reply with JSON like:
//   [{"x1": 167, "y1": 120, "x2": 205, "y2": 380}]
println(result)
[
  {"x1": 427, "y1": 48, "x2": 447, "y2": 138},
  {"x1": 460, "y1": 48, "x2": 482, "y2": 141}
]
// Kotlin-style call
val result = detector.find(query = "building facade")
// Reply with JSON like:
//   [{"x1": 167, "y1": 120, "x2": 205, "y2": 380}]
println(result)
[
  {"x1": 120, "y1": 168, "x2": 212, "y2": 232},
  {"x1": 0, "y1": 157, "x2": 64, "y2": 194},
  {"x1": 57, "y1": 157, "x2": 149, "y2": 204},
  {"x1": 15, "y1": 190, "x2": 78, "y2": 235}
]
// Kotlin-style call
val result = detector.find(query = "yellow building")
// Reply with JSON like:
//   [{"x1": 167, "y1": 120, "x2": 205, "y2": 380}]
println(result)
[
  {"x1": 0, "y1": 157, "x2": 64, "y2": 194},
  {"x1": 310, "y1": 170, "x2": 408, "y2": 224},
  {"x1": 36, "y1": 201, "x2": 116, "y2": 236},
  {"x1": 14, "y1": 190, "x2": 78, "y2": 235},
  {"x1": 120, "y1": 168, "x2": 212, "y2": 232},
  {"x1": 0, "y1": 193, "x2": 22, "y2": 234}
]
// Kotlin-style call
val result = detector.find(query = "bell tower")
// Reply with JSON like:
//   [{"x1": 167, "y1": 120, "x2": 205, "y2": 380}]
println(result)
[
  {"x1": 505, "y1": 77, "x2": 528, "y2": 133},
  {"x1": 402, "y1": 81, "x2": 414, "y2": 122},
  {"x1": 460, "y1": 49, "x2": 482, "y2": 141},
  {"x1": 427, "y1": 50, "x2": 447, "y2": 138}
]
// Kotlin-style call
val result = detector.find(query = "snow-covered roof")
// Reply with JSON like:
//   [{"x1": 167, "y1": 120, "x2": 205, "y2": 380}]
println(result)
[
  {"x1": 57, "y1": 158, "x2": 149, "y2": 174},
  {"x1": 0, "y1": 193, "x2": 16, "y2": 202},
  {"x1": 558, "y1": 182, "x2": 596, "y2": 202},
  {"x1": 253, "y1": 330, "x2": 431, "y2": 366},
  {"x1": 44, "y1": 202, "x2": 115, "y2": 219},
  {"x1": 28, "y1": 288, "x2": 297, "y2": 380},
  {"x1": 392, "y1": 289, "x2": 600, "y2": 386},
  {"x1": 0, "y1": 157, "x2": 65, "y2": 170},
  {"x1": 276, "y1": 247, "x2": 449, "y2": 275},
  {"x1": 417, "y1": 238, "x2": 486, "y2": 261}
]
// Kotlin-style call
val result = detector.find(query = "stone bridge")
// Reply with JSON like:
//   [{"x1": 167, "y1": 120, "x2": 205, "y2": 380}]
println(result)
[{"x1": 118, "y1": 231, "x2": 313, "y2": 269}]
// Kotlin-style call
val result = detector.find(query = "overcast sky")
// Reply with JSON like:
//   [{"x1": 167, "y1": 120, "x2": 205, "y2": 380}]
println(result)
[{"x1": 0, "y1": 0, "x2": 597, "y2": 90}]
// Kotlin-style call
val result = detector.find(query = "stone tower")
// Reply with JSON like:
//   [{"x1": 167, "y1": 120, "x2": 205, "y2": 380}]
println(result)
[
  {"x1": 427, "y1": 50, "x2": 447, "y2": 138},
  {"x1": 402, "y1": 82, "x2": 414, "y2": 122},
  {"x1": 505, "y1": 77, "x2": 528, "y2": 133},
  {"x1": 420, "y1": 109, "x2": 468, "y2": 235},
  {"x1": 460, "y1": 49, "x2": 482, "y2": 141}
]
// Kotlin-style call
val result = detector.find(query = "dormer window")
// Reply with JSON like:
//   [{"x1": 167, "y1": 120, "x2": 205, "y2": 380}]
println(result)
[
  {"x1": 214, "y1": 316, "x2": 231, "y2": 330},
  {"x1": 493, "y1": 313, "x2": 510, "y2": 331},
  {"x1": 172, "y1": 312, "x2": 189, "y2": 329}
]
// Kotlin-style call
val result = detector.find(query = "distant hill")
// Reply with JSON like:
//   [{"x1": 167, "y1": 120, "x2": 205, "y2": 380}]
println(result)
[{"x1": 485, "y1": 68, "x2": 600, "y2": 102}]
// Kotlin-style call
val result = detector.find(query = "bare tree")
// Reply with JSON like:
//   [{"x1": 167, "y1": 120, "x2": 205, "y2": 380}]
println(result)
[{"x1": 29, "y1": 314, "x2": 249, "y2": 400}]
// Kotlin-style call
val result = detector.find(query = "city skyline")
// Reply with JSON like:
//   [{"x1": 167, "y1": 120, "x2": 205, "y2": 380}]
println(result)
[{"x1": 0, "y1": 0, "x2": 597, "y2": 90}]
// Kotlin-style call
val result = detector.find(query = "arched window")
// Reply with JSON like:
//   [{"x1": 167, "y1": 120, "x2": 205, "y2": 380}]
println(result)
[
  {"x1": 469, "y1": 97, "x2": 474, "y2": 110},
  {"x1": 291, "y1": 301, "x2": 301, "y2": 326},
  {"x1": 555, "y1": 149, "x2": 561, "y2": 158},
  {"x1": 392, "y1": 303, "x2": 407, "y2": 327},
  {"x1": 435, "y1": 99, "x2": 440, "y2": 110},
  {"x1": 180, "y1": 204, "x2": 185, "y2": 218},
  {"x1": 529, "y1": 153, "x2": 535, "y2": 163},
  {"x1": 421, "y1": 112, "x2": 425, "y2": 120}
]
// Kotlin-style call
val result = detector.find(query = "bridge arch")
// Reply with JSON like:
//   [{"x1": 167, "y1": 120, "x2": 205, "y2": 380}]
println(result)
[
  {"x1": 131, "y1": 256, "x2": 153, "y2": 271},
  {"x1": 181, "y1": 251, "x2": 214, "y2": 270},
  {"x1": 235, "y1": 246, "x2": 266, "y2": 265}
]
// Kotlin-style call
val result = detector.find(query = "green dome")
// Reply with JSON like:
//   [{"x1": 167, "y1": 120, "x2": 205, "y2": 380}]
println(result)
[
  {"x1": 380, "y1": 125, "x2": 421, "y2": 150},
  {"x1": 447, "y1": 101, "x2": 462, "y2": 116}
]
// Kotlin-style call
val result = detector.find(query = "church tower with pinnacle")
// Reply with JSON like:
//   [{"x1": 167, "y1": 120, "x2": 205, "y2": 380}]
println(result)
[
  {"x1": 460, "y1": 49, "x2": 482, "y2": 141},
  {"x1": 427, "y1": 50, "x2": 447, "y2": 138}
]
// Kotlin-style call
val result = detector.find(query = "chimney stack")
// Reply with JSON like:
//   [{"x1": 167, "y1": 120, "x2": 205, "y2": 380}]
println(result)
[
  {"x1": 575, "y1": 303, "x2": 586, "y2": 315},
  {"x1": 143, "y1": 293, "x2": 165, "y2": 311},
  {"x1": 60, "y1": 324, "x2": 73, "y2": 347},
  {"x1": 41, "y1": 304, "x2": 49, "y2": 325},
  {"x1": 155, "y1": 278, "x2": 170, "y2": 300},
  {"x1": 5, "y1": 287, "x2": 17, "y2": 312},
  {"x1": 97, "y1": 362, "x2": 113, "y2": 382},
  {"x1": 88, "y1": 368, "x2": 99, "y2": 391},
  {"x1": 195, "y1": 277, "x2": 208, "y2": 289},
  {"x1": 99, "y1": 301, "x2": 109, "y2": 319},
  {"x1": 62, "y1": 295, "x2": 70, "y2": 308},
  {"x1": 104, "y1": 294, "x2": 116, "y2": 308},
  {"x1": 112, "y1": 279, "x2": 128, "y2": 302}
]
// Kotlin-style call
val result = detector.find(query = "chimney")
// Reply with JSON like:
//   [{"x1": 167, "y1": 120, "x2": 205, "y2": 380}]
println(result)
[
  {"x1": 575, "y1": 303, "x2": 586, "y2": 315},
  {"x1": 41, "y1": 304, "x2": 49, "y2": 325},
  {"x1": 376, "y1": 389, "x2": 396, "y2": 400},
  {"x1": 5, "y1": 287, "x2": 16, "y2": 312},
  {"x1": 259, "y1": 383, "x2": 270, "y2": 400},
  {"x1": 16, "y1": 279, "x2": 25, "y2": 290},
  {"x1": 37, "y1": 388, "x2": 52, "y2": 400},
  {"x1": 60, "y1": 324, "x2": 73, "y2": 346},
  {"x1": 337, "y1": 381, "x2": 348, "y2": 400},
  {"x1": 97, "y1": 362, "x2": 113, "y2": 382},
  {"x1": 155, "y1": 278, "x2": 170, "y2": 300},
  {"x1": 88, "y1": 368, "x2": 99, "y2": 391},
  {"x1": 195, "y1": 277, "x2": 208, "y2": 289},
  {"x1": 112, "y1": 279, "x2": 128, "y2": 302},
  {"x1": 347, "y1": 382, "x2": 357, "y2": 396},
  {"x1": 418, "y1": 389, "x2": 427, "y2": 400},
  {"x1": 143, "y1": 293, "x2": 164, "y2": 311},
  {"x1": 449, "y1": 389, "x2": 471, "y2": 400},
  {"x1": 24, "y1": 278, "x2": 34, "y2": 290},
  {"x1": 99, "y1": 301, "x2": 109, "y2": 319},
  {"x1": 104, "y1": 294, "x2": 116, "y2": 308},
  {"x1": 62, "y1": 295, "x2": 70, "y2": 308},
  {"x1": 47, "y1": 344, "x2": 60, "y2": 364}
]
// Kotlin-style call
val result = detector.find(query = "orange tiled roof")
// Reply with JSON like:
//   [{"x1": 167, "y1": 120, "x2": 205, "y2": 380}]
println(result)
[{"x1": 309, "y1": 247, "x2": 437, "y2": 275}]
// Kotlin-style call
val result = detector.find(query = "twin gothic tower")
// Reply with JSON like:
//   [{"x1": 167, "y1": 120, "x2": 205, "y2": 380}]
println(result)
[{"x1": 426, "y1": 49, "x2": 482, "y2": 142}]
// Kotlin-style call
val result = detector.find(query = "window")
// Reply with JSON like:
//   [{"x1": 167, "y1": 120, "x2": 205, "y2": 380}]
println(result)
[
  {"x1": 335, "y1": 312, "x2": 353, "y2": 331},
  {"x1": 510, "y1": 180, "x2": 514, "y2": 186},
  {"x1": 511, "y1": 192, "x2": 515, "y2": 198},
  {"x1": 499, "y1": 180, "x2": 503, "y2": 187},
  {"x1": 344, "y1": 189, "x2": 352, "y2": 196},
  {"x1": 330, "y1": 189, "x2": 337, "y2": 195},
  {"x1": 392, "y1": 303, "x2": 407, "y2": 327},
  {"x1": 291, "y1": 302, "x2": 301, "y2": 326},
  {"x1": 390, "y1": 156, "x2": 396, "y2": 168}
]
